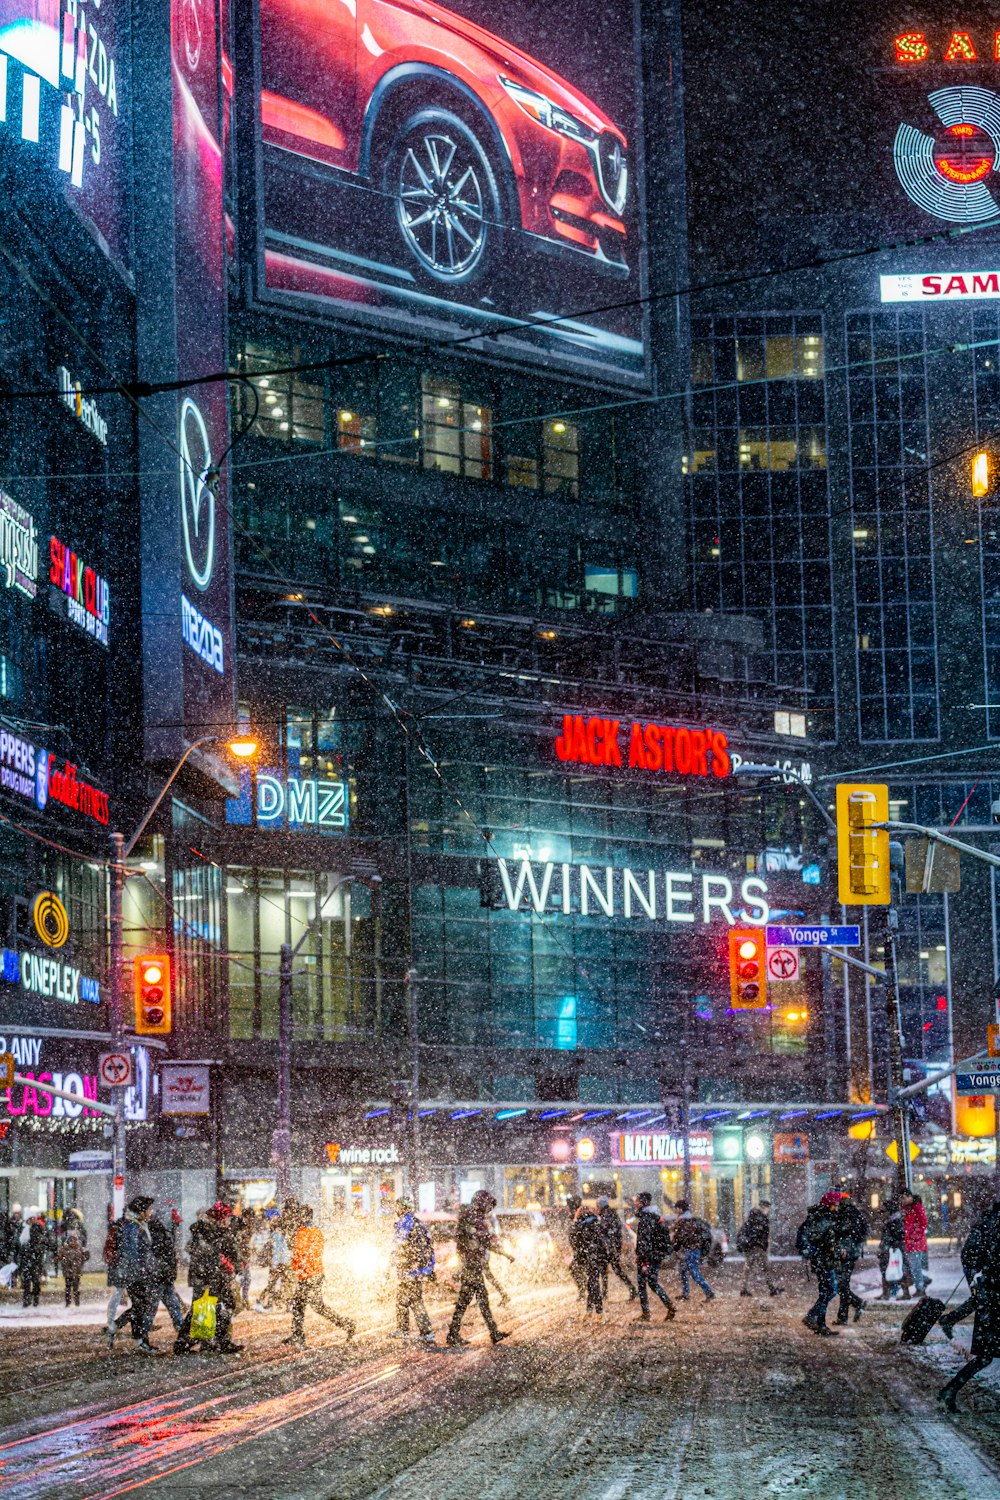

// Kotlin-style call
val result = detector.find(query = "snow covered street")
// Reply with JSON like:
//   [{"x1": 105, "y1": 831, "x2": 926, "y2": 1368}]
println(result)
[{"x1": 1, "y1": 1266, "x2": 1000, "y2": 1499}]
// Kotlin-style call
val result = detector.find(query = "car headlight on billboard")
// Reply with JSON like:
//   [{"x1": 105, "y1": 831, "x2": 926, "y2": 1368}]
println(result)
[{"x1": 499, "y1": 76, "x2": 598, "y2": 143}]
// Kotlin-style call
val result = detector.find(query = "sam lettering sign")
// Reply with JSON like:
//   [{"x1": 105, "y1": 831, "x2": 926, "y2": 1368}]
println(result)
[
  {"x1": 881, "y1": 272, "x2": 1000, "y2": 302},
  {"x1": 554, "y1": 715, "x2": 731, "y2": 778}
]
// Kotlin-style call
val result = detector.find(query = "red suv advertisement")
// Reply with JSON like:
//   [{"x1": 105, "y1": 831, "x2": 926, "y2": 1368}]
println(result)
[{"x1": 254, "y1": 0, "x2": 646, "y2": 382}]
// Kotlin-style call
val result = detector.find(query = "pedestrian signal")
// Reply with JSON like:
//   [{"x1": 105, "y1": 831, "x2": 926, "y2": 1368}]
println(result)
[
  {"x1": 134, "y1": 954, "x2": 172, "y2": 1035},
  {"x1": 836, "y1": 784, "x2": 890, "y2": 905},
  {"x1": 0, "y1": 1052, "x2": 12, "y2": 1088},
  {"x1": 729, "y1": 928, "x2": 767, "y2": 1010}
]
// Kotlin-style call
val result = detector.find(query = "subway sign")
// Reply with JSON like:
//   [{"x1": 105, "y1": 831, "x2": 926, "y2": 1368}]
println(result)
[{"x1": 554, "y1": 715, "x2": 731, "y2": 777}]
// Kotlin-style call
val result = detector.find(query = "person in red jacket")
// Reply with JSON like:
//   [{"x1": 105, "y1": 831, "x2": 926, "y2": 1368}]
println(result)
[{"x1": 901, "y1": 1191, "x2": 930, "y2": 1296}]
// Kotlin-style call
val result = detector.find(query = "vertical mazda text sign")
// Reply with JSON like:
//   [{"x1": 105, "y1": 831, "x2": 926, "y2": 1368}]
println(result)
[{"x1": 135, "y1": 0, "x2": 235, "y2": 764}]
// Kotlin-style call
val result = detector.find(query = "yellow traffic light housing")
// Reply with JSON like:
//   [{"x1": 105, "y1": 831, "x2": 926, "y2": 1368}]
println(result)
[
  {"x1": 729, "y1": 928, "x2": 767, "y2": 1010},
  {"x1": 0, "y1": 1051, "x2": 13, "y2": 1089},
  {"x1": 972, "y1": 451, "x2": 992, "y2": 498},
  {"x1": 836, "y1": 784, "x2": 890, "y2": 905},
  {"x1": 134, "y1": 953, "x2": 172, "y2": 1035}
]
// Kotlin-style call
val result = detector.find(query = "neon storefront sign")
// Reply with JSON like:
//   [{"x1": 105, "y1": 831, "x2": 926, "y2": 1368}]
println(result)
[
  {"x1": 0, "y1": 489, "x2": 38, "y2": 599},
  {"x1": 495, "y1": 858, "x2": 769, "y2": 925},
  {"x1": 226, "y1": 769, "x2": 349, "y2": 832},
  {"x1": 0, "y1": 731, "x2": 109, "y2": 825},
  {"x1": 49, "y1": 535, "x2": 110, "y2": 646},
  {"x1": 894, "y1": 31, "x2": 1000, "y2": 64},
  {"x1": 554, "y1": 714, "x2": 731, "y2": 777},
  {"x1": 611, "y1": 1131, "x2": 713, "y2": 1165},
  {"x1": 0, "y1": 947, "x2": 101, "y2": 1004}
]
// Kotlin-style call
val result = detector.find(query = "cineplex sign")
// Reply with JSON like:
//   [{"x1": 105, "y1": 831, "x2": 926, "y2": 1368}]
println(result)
[{"x1": 494, "y1": 858, "x2": 770, "y2": 925}]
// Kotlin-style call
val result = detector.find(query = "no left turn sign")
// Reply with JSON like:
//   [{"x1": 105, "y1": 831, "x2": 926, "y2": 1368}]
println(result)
[
  {"x1": 98, "y1": 1052, "x2": 133, "y2": 1089},
  {"x1": 766, "y1": 947, "x2": 800, "y2": 982}
]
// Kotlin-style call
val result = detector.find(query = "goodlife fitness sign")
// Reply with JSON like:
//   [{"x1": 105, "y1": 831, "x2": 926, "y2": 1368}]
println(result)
[
  {"x1": 881, "y1": 271, "x2": 1000, "y2": 302},
  {"x1": 554, "y1": 715, "x2": 731, "y2": 777}
]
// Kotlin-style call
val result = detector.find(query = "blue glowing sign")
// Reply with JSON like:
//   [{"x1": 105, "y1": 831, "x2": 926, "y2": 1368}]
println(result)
[{"x1": 226, "y1": 767, "x2": 348, "y2": 833}]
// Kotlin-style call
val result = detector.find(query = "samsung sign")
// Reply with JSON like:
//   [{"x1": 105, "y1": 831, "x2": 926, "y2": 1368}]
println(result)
[
  {"x1": 881, "y1": 271, "x2": 1000, "y2": 302},
  {"x1": 491, "y1": 858, "x2": 769, "y2": 925}
]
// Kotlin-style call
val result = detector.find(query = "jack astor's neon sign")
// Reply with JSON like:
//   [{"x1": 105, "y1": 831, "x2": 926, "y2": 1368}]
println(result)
[{"x1": 554, "y1": 715, "x2": 731, "y2": 777}]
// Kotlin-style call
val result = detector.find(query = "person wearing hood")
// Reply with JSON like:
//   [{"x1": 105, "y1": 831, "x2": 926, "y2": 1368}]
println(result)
[
  {"x1": 57, "y1": 1230, "x2": 89, "y2": 1306},
  {"x1": 285, "y1": 1204, "x2": 356, "y2": 1350},
  {"x1": 901, "y1": 1191, "x2": 930, "y2": 1296},
  {"x1": 108, "y1": 1196, "x2": 159, "y2": 1353},
  {"x1": 631, "y1": 1193, "x2": 676, "y2": 1324},
  {"x1": 16, "y1": 1211, "x2": 48, "y2": 1308},
  {"x1": 833, "y1": 1192, "x2": 868, "y2": 1326},
  {"x1": 672, "y1": 1201, "x2": 716, "y2": 1303},
  {"x1": 572, "y1": 1202, "x2": 609, "y2": 1314},
  {"x1": 797, "y1": 1193, "x2": 842, "y2": 1336},
  {"x1": 939, "y1": 1198, "x2": 1000, "y2": 1411},
  {"x1": 142, "y1": 1209, "x2": 186, "y2": 1343},
  {"x1": 174, "y1": 1202, "x2": 244, "y2": 1355},
  {"x1": 446, "y1": 1190, "x2": 511, "y2": 1348},
  {"x1": 390, "y1": 1198, "x2": 437, "y2": 1344},
  {"x1": 597, "y1": 1195, "x2": 637, "y2": 1302},
  {"x1": 738, "y1": 1201, "x2": 783, "y2": 1298},
  {"x1": 878, "y1": 1198, "x2": 914, "y2": 1300},
  {"x1": 565, "y1": 1194, "x2": 588, "y2": 1301}
]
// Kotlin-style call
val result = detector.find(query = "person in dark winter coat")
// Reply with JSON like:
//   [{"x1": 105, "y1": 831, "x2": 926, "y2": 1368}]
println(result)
[
  {"x1": 57, "y1": 1231, "x2": 89, "y2": 1306},
  {"x1": 572, "y1": 1204, "x2": 609, "y2": 1314},
  {"x1": 939, "y1": 1199, "x2": 1000, "y2": 1410},
  {"x1": 142, "y1": 1211, "x2": 185, "y2": 1340},
  {"x1": 597, "y1": 1196, "x2": 637, "y2": 1301},
  {"x1": 631, "y1": 1193, "x2": 676, "y2": 1323},
  {"x1": 833, "y1": 1194, "x2": 869, "y2": 1325},
  {"x1": 798, "y1": 1194, "x2": 842, "y2": 1336},
  {"x1": 672, "y1": 1202, "x2": 716, "y2": 1302},
  {"x1": 16, "y1": 1214, "x2": 47, "y2": 1307},
  {"x1": 446, "y1": 1191, "x2": 511, "y2": 1347},
  {"x1": 390, "y1": 1199, "x2": 436, "y2": 1343},
  {"x1": 174, "y1": 1203, "x2": 244, "y2": 1355},
  {"x1": 738, "y1": 1201, "x2": 783, "y2": 1297},
  {"x1": 109, "y1": 1197, "x2": 159, "y2": 1353},
  {"x1": 565, "y1": 1194, "x2": 587, "y2": 1301}
]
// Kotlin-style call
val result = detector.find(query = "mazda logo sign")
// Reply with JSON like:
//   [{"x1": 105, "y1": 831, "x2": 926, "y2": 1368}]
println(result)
[{"x1": 178, "y1": 397, "x2": 215, "y2": 591}]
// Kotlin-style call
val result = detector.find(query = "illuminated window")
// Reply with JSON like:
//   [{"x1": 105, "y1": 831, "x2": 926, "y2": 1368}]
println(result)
[
  {"x1": 238, "y1": 346, "x2": 324, "y2": 445},
  {"x1": 585, "y1": 564, "x2": 638, "y2": 598},
  {"x1": 543, "y1": 421, "x2": 580, "y2": 498},
  {"x1": 337, "y1": 409, "x2": 376, "y2": 455},
  {"x1": 691, "y1": 340, "x2": 714, "y2": 385},
  {"x1": 421, "y1": 376, "x2": 493, "y2": 480},
  {"x1": 506, "y1": 452, "x2": 539, "y2": 489}
]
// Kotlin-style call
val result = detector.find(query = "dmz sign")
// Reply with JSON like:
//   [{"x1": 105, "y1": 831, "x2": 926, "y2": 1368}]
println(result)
[{"x1": 226, "y1": 768, "x2": 348, "y2": 833}]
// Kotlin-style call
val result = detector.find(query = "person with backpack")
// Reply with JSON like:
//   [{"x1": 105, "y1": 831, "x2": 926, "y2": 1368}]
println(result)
[
  {"x1": 938, "y1": 1198, "x2": 1000, "y2": 1411},
  {"x1": 285, "y1": 1204, "x2": 356, "y2": 1350},
  {"x1": 631, "y1": 1192, "x2": 676, "y2": 1323},
  {"x1": 672, "y1": 1201, "x2": 716, "y2": 1302},
  {"x1": 390, "y1": 1198, "x2": 437, "y2": 1343},
  {"x1": 108, "y1": 1196, "x2": 159, "y2": 1354},
  {"x1": 738, "y1": 1201, "x2": 783, "y2": 1297},
  {"x1": 797, "y1": 1192, "x2": 842, "y2": 1336},
  {"x1": 446, "y1": 1190, "x2": 512, "y2": 1347},
  {"x1": 572, "y1": 1201, "x2": 609, "y2": 1315},
  {"x1": 597, "y1": 1196, "x2": 638, "y2": 1302},
  {"x1": 833, "y1": 1192, "x2": 868, "y2": 1325}
]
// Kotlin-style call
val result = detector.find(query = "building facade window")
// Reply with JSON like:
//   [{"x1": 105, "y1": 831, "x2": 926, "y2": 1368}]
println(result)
[
  {"x1": 688, "y1": 314, "x2": 835, "y2": 734},
  {"x1": 846, "y1": 310, "x2": 939, "y2": 743}
]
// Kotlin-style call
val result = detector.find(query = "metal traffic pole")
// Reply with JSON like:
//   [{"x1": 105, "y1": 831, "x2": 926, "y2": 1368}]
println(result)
[{"x1": 108, "y1": 831, "x2": 127, "y2": 1220}]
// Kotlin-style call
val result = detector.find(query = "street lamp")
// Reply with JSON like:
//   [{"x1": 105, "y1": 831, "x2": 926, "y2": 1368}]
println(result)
[{"x1": 108, "y1": 733, "x2": 258, "y2": 1218}]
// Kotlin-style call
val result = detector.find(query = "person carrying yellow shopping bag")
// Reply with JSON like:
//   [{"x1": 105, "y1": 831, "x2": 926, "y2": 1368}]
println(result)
[{"x1": 174, "y1": 1204, "x2": 244, "y2": 1356}]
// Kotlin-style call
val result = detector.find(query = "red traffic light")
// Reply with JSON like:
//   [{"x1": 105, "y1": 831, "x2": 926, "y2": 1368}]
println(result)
[
  {"x1": 729, "y1": 928, "x2": 767, "y2": 1010},
  {"x1": 134, "y1": 953, "x2": 172, "y2": 1035}
]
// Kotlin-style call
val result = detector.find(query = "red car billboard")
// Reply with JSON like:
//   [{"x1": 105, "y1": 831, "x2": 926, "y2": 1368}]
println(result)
[{"x1": 252, "y1": 0, "x2": 647, "y2": 383}]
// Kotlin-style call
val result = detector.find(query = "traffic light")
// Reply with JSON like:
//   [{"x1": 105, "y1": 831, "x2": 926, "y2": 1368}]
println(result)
[
  {"x1": 729, "y1": 927, "x2": 767, "y2": 1010},
  {"x1": 836, "y1": 783, "x2": 890, "y2": 905},
  {"x1": 134, "y1": 953, "x2": 172, "y2": 1035},
  {"x1": 972, "y1": 451, "x2": 992, "y2": 498}
]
